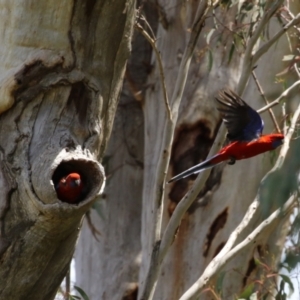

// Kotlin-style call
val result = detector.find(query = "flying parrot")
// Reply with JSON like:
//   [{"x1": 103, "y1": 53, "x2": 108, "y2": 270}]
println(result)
[
  {"x1": 168, "y1": 89, "x2": 284, "y2": 183},
  {"x1": 55, "y1": 172, "x2": 84, "y2": 203}
]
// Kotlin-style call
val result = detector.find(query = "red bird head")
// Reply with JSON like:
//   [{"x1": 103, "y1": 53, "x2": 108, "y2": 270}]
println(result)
[
  {"x1": 55, "y1": 172, "x2": 84, "y2": 204},
  {"x1": 269, "y1": 133, "x2": 284, "y2": 149}
]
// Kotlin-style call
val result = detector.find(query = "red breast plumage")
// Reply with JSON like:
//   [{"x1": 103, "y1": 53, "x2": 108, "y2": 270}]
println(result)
[{"x1": 55, "y1": 173, "x2": 84, "y2": 203}]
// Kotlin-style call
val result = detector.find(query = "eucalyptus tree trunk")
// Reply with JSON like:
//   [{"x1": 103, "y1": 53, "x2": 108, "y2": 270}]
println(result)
[
  {"x1": 75, "y1": 1, "x2": 300, "y2": 299},
  {"x1": 0, "y1": 1, "x2": 135, "y2": 299},
  {"x1": 74, "y1": 3, "x2": 157, "y2": 298}
]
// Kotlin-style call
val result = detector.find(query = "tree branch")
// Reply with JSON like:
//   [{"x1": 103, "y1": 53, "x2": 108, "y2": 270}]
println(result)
[
  {"x1": 237, "y1": 0, "x2": 284, "y2": 93},
  {"x1": 273, "y1": 96, "x2": 300, "y2": 169},
  {"x1": 257, "y1": 79, "x2": 300, "y2": 113},
  {"x1": 179, "y1": 193, "x2": 297, "y2": 300},
  {"x1": 252, "y1": 70, "x2": 281, "y2": 133},
  {"x1": 253, "y1": 13, "x2": 300, "y2": 63},
  {"x1": 135, "y1": 21, "x2": 172, "y2": 120}
]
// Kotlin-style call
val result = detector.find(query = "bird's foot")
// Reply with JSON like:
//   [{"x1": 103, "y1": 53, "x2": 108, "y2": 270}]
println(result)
[{"x1": 228, "y1": 156, "x2": 236, "y2": 165}]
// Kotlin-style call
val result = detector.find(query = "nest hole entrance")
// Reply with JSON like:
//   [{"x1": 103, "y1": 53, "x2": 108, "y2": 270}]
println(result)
[{"x1": 52, "y1": 160, "x2": 100, "y2": 204}]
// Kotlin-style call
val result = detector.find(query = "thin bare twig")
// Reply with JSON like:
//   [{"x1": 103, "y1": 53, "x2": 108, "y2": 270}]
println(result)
[
  {"x1": 65, "y1": 267, "x2": 70, "y2": 300},
  {"x1": 252, "y1": 70, "x2": 281, "y2": 132},
  {"x1": 135, "y1": 22, "x2": 172, "y2": 120},
  {"x1": 284, "y1": 8, "x2": 300, "y2": 35},
  {"x1": 282, "y1": 102, "x2": 288, "y2": 136},
  {"x1": 253, "y1": 13, "x2": 300, "y2": 63},
  {"x1": 274, "y1": 98, "x2": 300, "y2": 168},
  {"x1": 139, "y1": 14, "x2": 157, "y2": 42},
  {"x1": 294, "y1": 63, "x2": 300, "y2": 79},
  {"x1": 257, "y1": 80, "x2": 300, "y2": 113},
  {"x1": 238, "y1": 0, "x2": 284, "y2": 93},
  {"x1": 86, "y1": 210, "x2": 101, "y2": 241}
]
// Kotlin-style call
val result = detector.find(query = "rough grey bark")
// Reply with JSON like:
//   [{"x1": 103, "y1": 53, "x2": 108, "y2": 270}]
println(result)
[
  {"x1": 75, "y1": 1, "x2": 300, "y2": 299},
  {"x1": 0, "y1": 1, "x2": 135, "y2": 299}
]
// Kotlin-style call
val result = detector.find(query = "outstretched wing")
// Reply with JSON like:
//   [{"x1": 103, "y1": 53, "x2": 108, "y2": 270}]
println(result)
[{"x1": 215, "y1": 89, "x2": 264, "y2": 142}]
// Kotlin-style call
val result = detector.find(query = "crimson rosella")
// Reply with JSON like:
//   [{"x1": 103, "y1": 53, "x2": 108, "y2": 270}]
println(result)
[
  {"x1": 168, "y1": 89, "x2": 284, "y2": 183},
  {"x1": 55, "y1": 173, "x2": 84, "y2": 203}
]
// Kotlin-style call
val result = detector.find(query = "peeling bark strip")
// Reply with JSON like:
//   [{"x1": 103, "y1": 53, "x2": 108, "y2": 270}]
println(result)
[{"x1": 0, "y1": 0, "x2": 135, "y2": 299}]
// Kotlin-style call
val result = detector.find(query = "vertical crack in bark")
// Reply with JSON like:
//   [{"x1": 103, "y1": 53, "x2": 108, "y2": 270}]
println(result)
[
  {"x1": 212, "y1": 241, "x2": 226, "y2": 258},
  {"x1": 85, "y1": 0, "x2": 97, "y2": 17},
  {"x1": 203, "y1": 208, "x2": 228, "y2": 257},
  {"x1": 242, "y1": 245, "x2": 264, "y2": 287},
  {"x1": 122, "y1": 282, "x2": 139, "y2": 300},
  {"x1": 242, "y1": 257, "x2": 256, "y2": 287},
  {"x1": 0, "y1": 154, "x2": 18, "y2": 231},
  {"x1": 168, "y1": 120, "x2": 223, "y2": 215},
  {"x1": 67, "y1": 82, "x2": 91, "y2": 124},
  {"x1": 68, "y1": 0, "x2": 77, "y2": 68},
  {"x1": 27, "y1": 95, "x2": 45, "y2": 172}
]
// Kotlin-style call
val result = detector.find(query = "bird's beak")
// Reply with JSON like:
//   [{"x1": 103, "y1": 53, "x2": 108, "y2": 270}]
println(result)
[{"x1": 74, "y1": 179, "x2": 81, "y2": 186}]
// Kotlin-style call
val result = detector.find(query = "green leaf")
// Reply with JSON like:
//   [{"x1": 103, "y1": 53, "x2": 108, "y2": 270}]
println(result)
[
  {"x1": 249, "y1": 292, "x2": 258, "y2": 300},
  {"x1": 282, "y1": 55, "x2": 295, "y2": 61},
  {"x1": 275, "y1": 280, "x2": 287, "y2": 300},
  {"x1": 92, "y1": 198, "x2": 105, "y2": 220},
  {"x1": 228, "y1": 42, "x2": 235, "y2": 65},
  {"x1": 275, "y1": 291, "x2": 286, "y2": 300},
  {"x1": 283, "y1": 251, "x2": 300, "y2": 269},
  {"x1": 69, "y1": 295, "x2": 81, "y2": 300},
  {"x1": 279, "y1": 273, "x2": 294, "y2": 294},
  {"x1": 74, "y1": 286, "x2": 90, "y2": 300},
  {"x1": 206, "y1": 29, "x2": 216, "y2": 45},
  {"x1": 216, "y1": 271, "x2": 226, "y2": 295},
  {"x1": 220, "y1": 0, "x2": 232, "y2": 7},
  {"x1": 208, "y1": 49, "x2": 213, "y2": 72},
  {"x1": 239, "y1": 283, "x2": 254, "y2": 299},
  {"x1": 290, "y1": 214, "x2": 300, "y2": 237}
]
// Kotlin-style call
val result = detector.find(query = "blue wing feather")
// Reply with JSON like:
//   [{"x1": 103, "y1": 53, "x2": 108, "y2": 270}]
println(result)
[{"x1": 215, "y1": 89, "x2": 264, "y2": 141}]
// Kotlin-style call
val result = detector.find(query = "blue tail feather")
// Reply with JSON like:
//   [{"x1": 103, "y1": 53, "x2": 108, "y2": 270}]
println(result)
[{"x1": 168, "y1": 154, "x2": 223, "y2": 183}]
